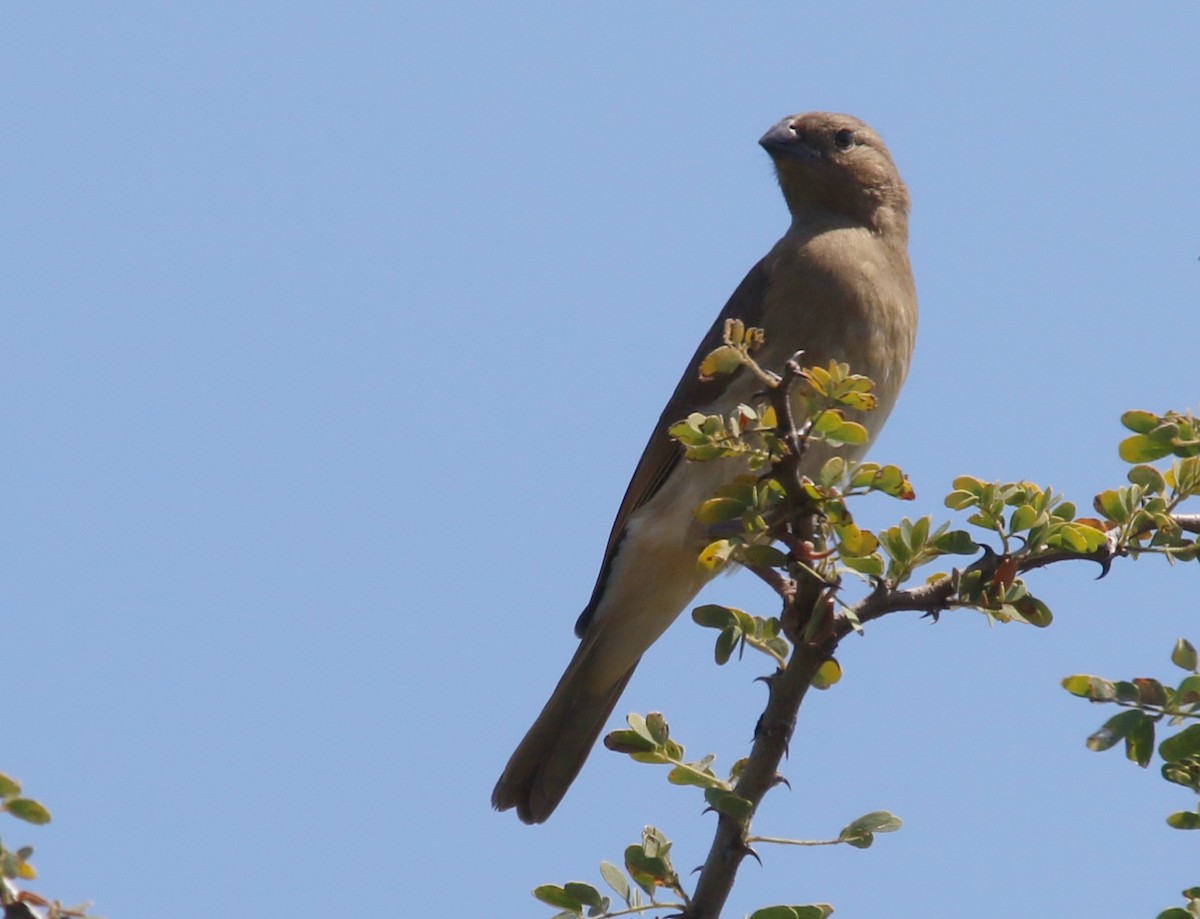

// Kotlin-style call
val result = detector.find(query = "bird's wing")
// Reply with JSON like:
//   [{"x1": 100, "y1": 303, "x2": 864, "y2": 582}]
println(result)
[{"x1": 575, "y1": 257, "x2": 773, "y2": 636}]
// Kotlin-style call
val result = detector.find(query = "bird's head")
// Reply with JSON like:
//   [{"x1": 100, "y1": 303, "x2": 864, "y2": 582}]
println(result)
[{"x1": 759, "y1": 112, "x2": 909, "y2": 234}]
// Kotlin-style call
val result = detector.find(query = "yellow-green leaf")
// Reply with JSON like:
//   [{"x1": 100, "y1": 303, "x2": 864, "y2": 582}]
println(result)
[
  {"x1": 698, "y1": 539, "x2": 733, "y2": 571},
  {"x1": 811, "y1": 659, "x2": 842, "y2": 689},
  {"x1": 1172, "y1": 638, "x2": 1198, "y2": 672},
  {"x1": 827, "y1": 421, "x2": 868, "y2": 446},
  {"x1": 837, "y1": 523, "x2": 878, "y2": 557},
  {"x1": 4, "y1": 798, "x2": 51, "y2": 825},
  {"x1": 699, "y1": 345, "x2": 743, "y2": 379},
  {"x1": 1121, "y1": 410, "x2": 1160, "y2": 433},
  {"x1": 1120, "y1": 434, "x2": 1174, "y2": 463},
  {"x1": 695, "y1": 497, "x2": 746, "y2": 524}
]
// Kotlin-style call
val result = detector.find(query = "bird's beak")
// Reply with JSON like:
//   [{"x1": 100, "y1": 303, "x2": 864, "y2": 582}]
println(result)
[{"x1": 759, "y1": 118, "x2": 820, "y2": 163}]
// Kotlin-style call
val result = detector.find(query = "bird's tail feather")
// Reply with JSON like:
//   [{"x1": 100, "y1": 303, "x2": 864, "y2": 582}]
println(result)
[{"x1": 492, "y1": 642, "x2": 638, "y2": 824}]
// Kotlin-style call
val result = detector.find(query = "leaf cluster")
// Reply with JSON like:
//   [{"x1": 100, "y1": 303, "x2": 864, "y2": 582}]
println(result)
[
  {"x1": 1096, "y1": 415, "x2": 1200, "y2": 562},
  {"x1": 0, "y1": 773, "x2": 48, "y2": 885},
  {"x1": 603, "y1": 713, "x2": 753, "y2": 820},
  {"x1": 0, "y1": 774, "x2": 94, "y2": 918},
  {"x1": 1064, "y1": 639, "x2": 1200, "y2": 918},
  {"x1": 534, "y1": 826, "x2": 686, "y2": 919}
]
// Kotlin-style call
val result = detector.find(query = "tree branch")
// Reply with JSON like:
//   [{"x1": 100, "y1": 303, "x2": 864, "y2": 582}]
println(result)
[
  {"x1": 681, "y1": 509, "x2": 1195, "y2": 917},
  {"x1": 684, "y1": 603, "x2": 834, "y2": 918}
]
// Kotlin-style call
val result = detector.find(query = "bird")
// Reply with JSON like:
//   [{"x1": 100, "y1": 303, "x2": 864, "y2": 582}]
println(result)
[{"x1": 493, "y1": 112, "x2": 918, "y2": 824}]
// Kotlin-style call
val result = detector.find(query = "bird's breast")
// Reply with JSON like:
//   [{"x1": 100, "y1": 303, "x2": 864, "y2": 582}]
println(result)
[{"x1": 760, "y1": 226, "x2": 916, "y2": 422}]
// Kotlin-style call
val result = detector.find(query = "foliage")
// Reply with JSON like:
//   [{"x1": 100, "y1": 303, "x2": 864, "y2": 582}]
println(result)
[
  {"x1": 0, "y1": 774, "x2": 96, "y2": 918},
  {"x1": 530, "y1": 323, "x2": 1199, "y2": 918},
  {"x1": 1064, "y1": 640, "x2": 1200, "y2": 918}
]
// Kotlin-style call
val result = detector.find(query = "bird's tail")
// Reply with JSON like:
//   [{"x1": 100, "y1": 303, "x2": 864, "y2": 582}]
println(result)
[{"x1": 492, "y1": 638, "x2": 638, "y2": 824}]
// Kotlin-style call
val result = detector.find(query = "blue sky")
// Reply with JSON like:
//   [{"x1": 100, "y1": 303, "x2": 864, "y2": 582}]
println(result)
[{"x1": 4, "y1": 4, "x2": 1199, "y2": 917}]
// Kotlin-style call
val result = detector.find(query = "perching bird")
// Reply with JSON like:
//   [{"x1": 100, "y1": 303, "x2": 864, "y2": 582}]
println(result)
[{"x1": 493, "y1": 112, "x2": 918, "y2": 823}]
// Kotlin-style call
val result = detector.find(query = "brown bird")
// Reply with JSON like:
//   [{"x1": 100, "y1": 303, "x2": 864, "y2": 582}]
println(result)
[{"x1": 493, "y1": 112, "x2": 918, "y2": 823}]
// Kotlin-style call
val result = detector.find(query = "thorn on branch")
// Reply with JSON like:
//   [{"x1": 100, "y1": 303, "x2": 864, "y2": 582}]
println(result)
[{"x1": 731, "y1": 836, "x2": 763, "y2": 867}]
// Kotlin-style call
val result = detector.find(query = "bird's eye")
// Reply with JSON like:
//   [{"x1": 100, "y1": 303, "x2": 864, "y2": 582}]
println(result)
[{"x1": 833, "y1": 128, "x2": 856, "y2": 151}]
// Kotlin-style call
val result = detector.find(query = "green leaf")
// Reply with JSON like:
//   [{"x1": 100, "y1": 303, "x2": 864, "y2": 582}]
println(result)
[
  {"x1": 1120, "y1": 434, "x2": 1175, "y2": 463},
  {"x1": 695, "y1": 497, "x2": 746, "y2": 524},
  {"x1": 1051, "y1": 522, "x2": 1109, "y2": 553},
  {"x1": 827, "y1": 420, "x2": 868, "y2": 447},
  {"x1": 933, "y1": 529, "x2": 977, "y2": 554},
  {"x1": 0, "y1": 774, "x2": 21, "y2": 798},
  {"x1": 730, "y1": 607, "x2": 758, "y2": 633},
  {"x1": 839, "y1": 811, "x2": 902, "y2": 849},
  {"x1": 603, "y1": 729, "x2": 657, "y2": 755},
  {"x1": 945, "y1": 490, "x2": 978, "y2": 510},
  {"x1": 821, "y1": 455, "x2": 848, "y2": 486},
  {"x1": 1134, "y1": 678, "x2": 1168, "y2": 707},
  {"x1": 792, "y1": 908, "x2": 834, "y2": 919},
  {"x1": 1062, "y1": 674, "x2": 1116, "y2": 701},
  {"x1": 1160, "y1": 724, "x2": 1200, "y2": 762},
  {"x1": 1012, "y1": 596, "x2": 1053, "y2": 628},
  {"x1": 644, "y1": 712, "x2": 670, "y2": 746},
  {"x1": 693, "y1": 604, "x2": 739, "y2": 629},
  {"x1": 1161, "y1": 759, "x2": 1200, "y2": 789},
  {"x1": 843, "y1": 810, "x2": 903, "y2": 835},
  {"x1": 841, "y1": 554, "x2": 884, "y2": 578},
  {"x1": 704, "y1": 787, "x2": 754, "y2": 819},
  {"x1": 1121, "y1": 410, "x2": 1160, "y2": 433},
  {"x1": 1156, "y1": 910, "x2": 1194, "y2": 919},
  {"x1": 714, "y1": 626, "x2": 740, "y2": 665},
  {"x1": 4, "y1": 798, "x2": 51, "y2": 825},
  {"x1": 811, "y1": 659, "x2": 842, "y2": 690},
  {"x1": 873, "y1": 464, "x2": 912, "y2": 498},
  {"x1": 1128, "y1": 714, "x2": 1156, "y2": 767},
  {"x1": 698, "y1": 539, "x2": 734, "y2": 571},
  {"x1": 1010, "y1": 504, "x2": 1039, "y2": 532},
  {"x1": 840, "y1": 830, "x2": 874, "y2": 849},
  {"x1": 1166, "y1": 811, "x2": 1200, "y2": 830},
  {"x1": 1175, "y1": 674, "x2": 1200, "y2": 705},
  {"x1": 624, "y1": 845, "x2": 673, "y2": 895},
  {"x1": 1128, "y1": 464, "x2": 1167, "y2": 493},
  {"x1": 1087, "y1": 709, "x2": 1147, "y2": 752},
  {"x1": 747, "y1": 908, "x2": 800, "y2": 919},
  {"x1": 1173, "y1": 638, "x2": 1199, "y2": 672},
  {"x1": 1093, "y1": 488, "x2": 1129, "y2": 523},
  {"x1": 812, "y1": 409, "x2": 843, "y2": 435},
  {"x1": 562, "y1": 882, "x2": 605, "y2": 909},
  {"x1": 1052, "y1": 500, "x2": 1078, "y2": 521},
  {"x1": 1113, "y1": 681, "x2": 1141, "y2": 704},
  {"x1": 533, "y1": 885, "x2": 583, "y2": 911},
  {"x1": 667, "y1": 765, "x2": 723, "y2": 789},
  {"x1": 837, "y1": 523, "x2": 878, "y2": 557},
  {"x1": 698, "y1": 345, "x2": 744, "y2": 379},
  {"x1": 598, "y1": 861, "x2": 629, "y2": 902},
  {"x1": 951, "y1": 475, "x2": 986, "y2": 495},
  {"x1": 1170, "y1": 456, "x2": 1200, "y2": 496},
  {"x1": 627, "y1": 713, "x2": 653, "y2": 742},
  {"x1": 750, "y1": 908, "x2": 833, "y2": 919},
  {"x1": 907, "y1": 515, "x2": 929, "y2": 547}
]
